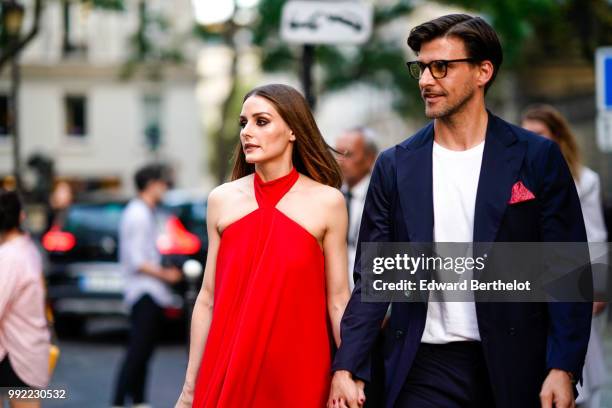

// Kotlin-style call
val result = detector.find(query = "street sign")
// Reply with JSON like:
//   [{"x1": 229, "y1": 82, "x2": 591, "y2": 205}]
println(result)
[
  {"x1": 596, "y1": 47, "x2": 612, "y2": 111},
  {"x1": 280, "y1": 1, "x2": 373, "y2": 45},
  {"x1": 595, "y1": 47, "x2": 612, "y2": 151}
]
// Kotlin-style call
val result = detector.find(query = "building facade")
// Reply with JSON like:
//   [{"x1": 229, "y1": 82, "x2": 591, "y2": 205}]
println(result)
[{"x1": 0, "y1": 0, "x2": 206, "y2": 195}]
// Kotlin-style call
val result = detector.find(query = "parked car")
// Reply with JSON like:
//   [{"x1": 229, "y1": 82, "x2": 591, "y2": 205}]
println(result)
[{"x1": 42, "y1": 193, "x2": 207, "y2": 336}]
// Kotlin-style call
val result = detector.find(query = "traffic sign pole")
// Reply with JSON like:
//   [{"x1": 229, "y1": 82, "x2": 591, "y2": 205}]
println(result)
[
  {"x1": 281, "y1": 1, "x2": 373, "y2": 110},
  {"x1": 301, "y1": 44, "x2": 316, "y2": 109}
]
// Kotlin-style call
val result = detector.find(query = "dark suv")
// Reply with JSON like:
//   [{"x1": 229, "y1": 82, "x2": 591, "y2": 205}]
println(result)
[{"x1": 43, "y1": 195, "x2": 206, "y2": 335}]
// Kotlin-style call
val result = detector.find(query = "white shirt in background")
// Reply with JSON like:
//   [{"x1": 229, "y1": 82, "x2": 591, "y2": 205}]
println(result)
[
  {"x1": 343, "y1": 174, "x2": 371, "y2": 291},
  {"x1": 120, "y1": 199, "x2": 174, "y2": 308}
]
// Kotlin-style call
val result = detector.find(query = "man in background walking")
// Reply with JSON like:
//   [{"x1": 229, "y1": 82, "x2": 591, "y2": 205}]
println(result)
[
  {"x1": 335, "y1": 128, "x2": 378, "y2": 289},
  {"x1": 112, "y1": 164, "x2": 182, "y2": 408}
]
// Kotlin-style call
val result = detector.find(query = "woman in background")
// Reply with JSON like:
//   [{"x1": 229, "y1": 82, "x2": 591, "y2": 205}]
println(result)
[
  {"x1": 522, "y1": 104, "x2": 608, "y2": 408},
  {"x1": 0, "y1": 189, "x2": 51, "y2": 408}
]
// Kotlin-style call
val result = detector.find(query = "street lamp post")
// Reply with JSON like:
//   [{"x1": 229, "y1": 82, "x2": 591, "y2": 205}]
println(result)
[{"x1": 2, "y1": 0, "x2": 24, "y2": 192}]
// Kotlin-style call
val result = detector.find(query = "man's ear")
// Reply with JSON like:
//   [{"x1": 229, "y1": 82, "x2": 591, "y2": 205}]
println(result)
[{"x1": 477, "y1": 60, "x2": 494, "y2": 89}]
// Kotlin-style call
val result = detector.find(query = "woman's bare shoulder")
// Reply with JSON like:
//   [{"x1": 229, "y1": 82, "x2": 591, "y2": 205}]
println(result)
[
  {"x1": 297, "y1": 174, "x2": 345, "y2": 208},
  {"x1": 208, "y1": 175, "x2": 254, "y2": 206}
]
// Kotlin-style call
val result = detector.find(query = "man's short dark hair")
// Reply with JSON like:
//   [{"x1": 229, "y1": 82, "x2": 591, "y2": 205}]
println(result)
[
  {"x1": 134, "y1": 164, "x2": 170, "y2": 192},
  {"x1": 407, "y1": 14, "x2": 503, "y2": 93},
  {"x1": 0, "y1": 189, "x2": 22, "y2": 233}
]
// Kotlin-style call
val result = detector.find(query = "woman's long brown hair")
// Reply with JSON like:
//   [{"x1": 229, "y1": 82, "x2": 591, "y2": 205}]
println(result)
[
  {"x1": 522, "y1": 104, "x2": 582, "y2": 180},
  {"x1": 230, "y1": 84, "x2": 343, "y2": 189}
]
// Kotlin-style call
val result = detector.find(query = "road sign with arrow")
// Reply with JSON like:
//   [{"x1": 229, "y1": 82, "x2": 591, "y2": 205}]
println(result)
[{"x1": 280, "y1": 1, "x2": 373, "y2": 45}]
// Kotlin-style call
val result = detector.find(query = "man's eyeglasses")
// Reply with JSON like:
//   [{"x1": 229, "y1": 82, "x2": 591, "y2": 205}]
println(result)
[{"x1": 406, "y1": 58, "x2": 475, "y2": 80}]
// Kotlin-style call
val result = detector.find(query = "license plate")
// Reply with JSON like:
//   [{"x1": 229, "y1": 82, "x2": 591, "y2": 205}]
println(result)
[{"x1": 79, "y1": 271, "x2": 124, "y2": 293}]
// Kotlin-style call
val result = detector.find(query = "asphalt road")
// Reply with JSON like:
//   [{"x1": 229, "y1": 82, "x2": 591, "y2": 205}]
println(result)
[
  {"x1": 44, "y1": 320, "x2": 187, "y2": 408},
  {"x1": 602, "y1": 324, "x2": 612, "y2": 407}
]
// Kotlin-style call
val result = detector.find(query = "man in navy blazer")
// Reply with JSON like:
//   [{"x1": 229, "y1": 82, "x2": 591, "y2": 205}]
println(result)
[{"x1": 328, "y1": 14, "x2": 592, "y2": 408}]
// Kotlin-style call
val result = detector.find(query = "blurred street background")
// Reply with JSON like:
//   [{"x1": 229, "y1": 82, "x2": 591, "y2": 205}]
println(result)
[{"x1": 0, "y1": 0, "x2": 612, "y2": 406}]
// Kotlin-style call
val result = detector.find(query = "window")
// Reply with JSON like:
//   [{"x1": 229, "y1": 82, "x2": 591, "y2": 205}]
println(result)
[
  {"x1": 65, "y1": 95, "x2": 87, "y2": 137},
  {"x1": 0, "y1": 95, "x2": 9, "y2": 137},
  {"x1": 143, "y1": 95, "x2": 162, "y2": 151},
  {"x1": 62, "y1": 0, "x2": 88, "y2": 58}
]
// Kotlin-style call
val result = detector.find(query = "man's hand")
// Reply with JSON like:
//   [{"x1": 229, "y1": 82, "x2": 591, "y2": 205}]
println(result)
[
  {"x1": 593, "y1": 301, "x2": 607, "y2": 316},
  {"x1": 540, "y1": 369, "x2": 575, "y2": 408},
  {"x1": 328, "y1": 370, "x2": 365, "y2": 408},
  {"x1": 162, "y1": 266, "x2": 183, "y2": 284}
]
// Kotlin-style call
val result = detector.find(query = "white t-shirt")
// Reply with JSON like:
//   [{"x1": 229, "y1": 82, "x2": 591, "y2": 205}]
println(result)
[{"x1": 421, "y1": 140, "x2": 484, "y2": 344}]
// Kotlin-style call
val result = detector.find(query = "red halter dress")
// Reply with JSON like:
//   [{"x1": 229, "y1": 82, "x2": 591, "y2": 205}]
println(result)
[{"x1": 192, "y1": 168, "x2": 331, "y2": 407}]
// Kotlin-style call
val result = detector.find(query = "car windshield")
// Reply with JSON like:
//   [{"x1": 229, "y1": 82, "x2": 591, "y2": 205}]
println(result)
[{"x1": 64, "y1": 203, "x2": 125, "y2": 237}]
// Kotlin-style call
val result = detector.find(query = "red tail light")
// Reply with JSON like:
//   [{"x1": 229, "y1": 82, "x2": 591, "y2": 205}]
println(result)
[
  {"x1": 42, "y1": 226, "x2": 76, "y2": 252},
  {"x1": 163, "y1": 307, "x2": 183, "y2": 319},
  {"x1": 157, "y1": 215, "x2": 201, "y2": 255}
]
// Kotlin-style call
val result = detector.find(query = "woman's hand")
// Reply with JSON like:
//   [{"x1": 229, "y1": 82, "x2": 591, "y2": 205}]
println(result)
[
  {"x1": 327, "y1": 370, "x2": 365, "y2": 408},
  {"x1": 175, "y1": 386, "x2": 194, "y2": 408}
]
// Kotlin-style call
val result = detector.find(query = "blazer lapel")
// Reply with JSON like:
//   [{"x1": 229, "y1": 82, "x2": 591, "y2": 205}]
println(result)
[
  {"x1": 473, "y1": 113, "x2": 526, "y2": 246},
  {"x1": 396, "y1": 125, "x2": 434, "y2": 243}
]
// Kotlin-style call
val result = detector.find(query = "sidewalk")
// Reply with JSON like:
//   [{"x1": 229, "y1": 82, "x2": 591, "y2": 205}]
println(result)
[{"x1": 603, "y1": 324, "x2": 612, "y2": 407}]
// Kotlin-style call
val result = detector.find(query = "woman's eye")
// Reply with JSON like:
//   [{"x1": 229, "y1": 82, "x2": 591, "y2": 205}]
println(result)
[
  {"x1": 257, "y1": 119, "x2": 268, "y2": 126},
  {"x1": 239, "y1": 121, "x2": 246, "y2": 128}
]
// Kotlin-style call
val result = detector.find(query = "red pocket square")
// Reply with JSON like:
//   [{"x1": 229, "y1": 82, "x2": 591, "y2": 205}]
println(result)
[{"x1": 508, "y1": 181, "x2": 535, "y2": 204}]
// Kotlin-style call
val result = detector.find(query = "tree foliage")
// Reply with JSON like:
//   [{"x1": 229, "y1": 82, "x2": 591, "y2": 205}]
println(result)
[
  {"x1": 252, "y1": 0, "x2": 420, "y2": 115},
  {"x1": 523, "y1": 0, "x2": 612, "y2": 63},
  {"x1": 86, "y1": 0, "x2": 124, "y2": 11},
  {"x1": 119, "y1": 1, "x2": 185, "y2": 80},
  {"x1": 437, "y1": 0, "x2": 556, "y2": 65}
]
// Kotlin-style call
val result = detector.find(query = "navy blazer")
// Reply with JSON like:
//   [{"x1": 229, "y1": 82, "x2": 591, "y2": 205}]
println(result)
[{"x1": 332, "y1": 112, "x2": 592, "y2": 408}]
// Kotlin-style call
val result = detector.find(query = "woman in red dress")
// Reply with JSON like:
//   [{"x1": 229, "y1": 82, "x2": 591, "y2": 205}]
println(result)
[{"x1": 175, "y1": 84, "x2": 353, "y2": 407}]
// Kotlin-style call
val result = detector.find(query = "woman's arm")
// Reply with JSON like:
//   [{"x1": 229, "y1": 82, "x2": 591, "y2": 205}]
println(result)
[
  {"x1": 323, "y1": 188, "x2": 352, "y2": 347},
  {"x1": 176, "y1": 188, "x2": 223, "y2": 407}
]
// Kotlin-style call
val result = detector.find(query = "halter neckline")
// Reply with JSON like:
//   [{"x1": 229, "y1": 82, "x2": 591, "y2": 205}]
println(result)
[{"x1": 254, "y1": 167, "x2": 299, "y2": 208}]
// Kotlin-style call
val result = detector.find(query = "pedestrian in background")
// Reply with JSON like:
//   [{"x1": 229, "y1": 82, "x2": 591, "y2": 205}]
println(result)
[
  {"x1": 112, "y1": 164, "x2": 183, "y2": 408},
  {"x1": 0, "y1": 189, "x2": 51, "y2": 408},
  {"x1": 45, "y1": 181, "x2": 73, "y2": 232},
  {"x1": 335, "y1": 128, "x2": 382, "y2": 408},
  {"x1": 522, "y1": 104, "x2": 608, "y2": 408},
  {"x1": 335, "y1": 127, "x2": 378, "y2": 289}
]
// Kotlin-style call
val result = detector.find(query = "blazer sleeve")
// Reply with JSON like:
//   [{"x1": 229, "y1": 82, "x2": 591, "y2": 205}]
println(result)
[
  {"x1": 331, "y1": 148, "x2": 395, "y2": 382},
  {"x1": 537, "y1": 141, "x2": 592, "y2": 381}
]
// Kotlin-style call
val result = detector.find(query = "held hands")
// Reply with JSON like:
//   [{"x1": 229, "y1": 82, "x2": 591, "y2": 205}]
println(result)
[
  {"x1": 540, "y1": 369, "x2": 575, "y2": 408},
  {"x1": 328, "y1": 370, "x2": 366, "y2": 408}
]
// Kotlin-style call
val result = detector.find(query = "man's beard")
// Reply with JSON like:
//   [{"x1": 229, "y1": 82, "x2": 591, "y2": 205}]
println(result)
[{"x1": 424, "y1": 84, "x2": 475, "y2": 119}]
